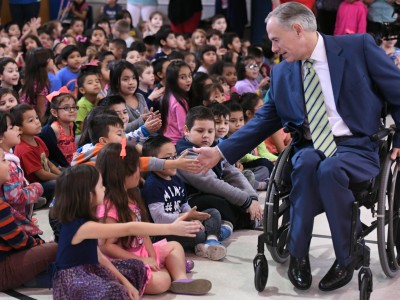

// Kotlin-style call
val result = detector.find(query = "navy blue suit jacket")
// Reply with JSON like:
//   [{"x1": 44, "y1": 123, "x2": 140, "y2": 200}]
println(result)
[{"x1": 220, "y1": 33, "x2": 400, "y2": 163}]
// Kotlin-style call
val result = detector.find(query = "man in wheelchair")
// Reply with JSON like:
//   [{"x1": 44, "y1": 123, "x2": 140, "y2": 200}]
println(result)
[{"x1": 194, "y1": 2, "x2": 400, "y2": 293}]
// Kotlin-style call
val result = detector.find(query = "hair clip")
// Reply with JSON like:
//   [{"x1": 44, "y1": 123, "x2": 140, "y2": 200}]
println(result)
[
  {"x1": 61, "y1": 37, "x2": 70, "y2": 45},
  {"x1": 120, "y1": 138, "x2": 127, "y2": 159},
  {"x1": 81, "y1": 60, "x2": 99, "y2": 69},
  {"x1": 46, "y1": 86, "x2": 70, "y2": 102},
  {"x1": 76, "y1": 35, "x2": 87, "y2": 43}
]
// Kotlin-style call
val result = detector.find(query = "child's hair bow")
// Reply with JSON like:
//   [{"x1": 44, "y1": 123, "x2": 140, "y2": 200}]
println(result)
[
  {"x1": 120, "y1": 138, "x2": 127, "y2": 159},
  {"x1": 46, "y1": 86, "x2": 71, "y2": 102}
]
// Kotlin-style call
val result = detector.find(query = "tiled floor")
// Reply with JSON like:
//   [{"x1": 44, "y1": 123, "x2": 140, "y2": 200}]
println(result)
[{"x1": 1, "y1": 201, "x2": 399, "y2": 299}]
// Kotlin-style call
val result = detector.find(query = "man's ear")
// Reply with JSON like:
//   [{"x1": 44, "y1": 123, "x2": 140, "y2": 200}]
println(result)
[{"x1": 292, "y1": 23, "x2": 303, "y2": 36}]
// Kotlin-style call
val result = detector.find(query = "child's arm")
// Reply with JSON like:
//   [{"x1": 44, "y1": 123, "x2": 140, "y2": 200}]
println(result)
[
  {"x1": 36, "y1": 95, "x2": 48, "y2": 124},
  {"x1": 139, "y1": 151, "x2": 201, "y2": 173},
  {"x1": 33, "y1": 169, "x2": 59, "y2": 181},
  {"x1": 72, "y1": 211, "x2": 201, "y2": 244},
  {"x1": 48, "y1": 160, "x2": 61, "y2": 175},
  {"x1": 239, "y1": 153, "x2": 260, "y2": 164},
  {"x1": 2, "y1": 180, "x2": 43, "y2": 207},
  {"x1": 97, "y1": 248, "x2": 139, "y2": 300},
  {"x1": 0, "y1": 200, "x2": 44, "y2": 251},
  {"x1": 99, "y1": 219, "x2": 159, "y2": 271},
  {"x1": 142, "y1": 237, "x2": 160, "y2": 271},
  {"x1": 164, "y1": 150, "x2": 201, "y2": 172}
]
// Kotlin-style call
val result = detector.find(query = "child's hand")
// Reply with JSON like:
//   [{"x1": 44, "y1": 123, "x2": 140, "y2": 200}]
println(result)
[
  {"x1": 144, "y1": 115, "x2": 162, "y2": 134},
  {"x1": 122, "y1": 280, "x2": 140, "y2": 300},
  {"x1": 171, "y1": 150, "x2": 202, "y2": 173},
  {"x1": 148, "y1": 86, "x2": 165, "y2": 102},
  {"x1": 185, "y1": 206, "x2": 210, "y2": 221},
  {"x1": 235, "y1": 161, "x2": 244, "y2": 171},
  {"x1": 259, "y1": 76, "x2": 270, "y2": 88},
  {"x1": 142, "y1": 257, "x2": 160, "y2": 271},
  {"x1": 246, "y1": 200, "x2": 263, "y2": 221},
  {"x1": 171, "y1": 214, "x2": 202, "y2": 237}
]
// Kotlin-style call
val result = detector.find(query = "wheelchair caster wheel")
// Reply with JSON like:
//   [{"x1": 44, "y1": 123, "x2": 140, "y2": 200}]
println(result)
[
  {"x1": 358, "y1": 268, "x2": 373, "y2": 300},
  {"x1": 267, "y1": 225, "x2": 290, "y2": 264},
  {"x1": 253, "y1": 254, "x2": 268, "y2": 292}
]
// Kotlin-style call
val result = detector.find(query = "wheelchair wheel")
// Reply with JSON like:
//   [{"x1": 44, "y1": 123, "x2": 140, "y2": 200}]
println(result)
[
  {"x1": 359, "y1": 275, "x2": 372, "y2": 300},
  {"x1": 377, "y1": 154, "x2": 400, "y2": 278},
  {"x1": 253, "y1": 254, "x2": 268, "y2": 292},
  {"x1": 265, "y1": 146, "x2": 292, "y2": 264}
]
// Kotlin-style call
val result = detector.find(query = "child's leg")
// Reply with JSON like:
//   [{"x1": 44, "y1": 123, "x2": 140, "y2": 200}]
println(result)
[
  {"x1": 202, "y1": 208, "x2": 222, "y2": 237},
  {"x1": 144, "y1": 267, "x2": 171, "y2": 294},
  {"x1": 163, "y1": 241, "x2": 187, "y2": 280}
]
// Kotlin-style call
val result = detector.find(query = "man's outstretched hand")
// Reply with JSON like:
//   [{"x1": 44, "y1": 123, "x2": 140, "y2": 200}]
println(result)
[{"x1": 192, "y1": 146, "x2": 223, "y2": 173}]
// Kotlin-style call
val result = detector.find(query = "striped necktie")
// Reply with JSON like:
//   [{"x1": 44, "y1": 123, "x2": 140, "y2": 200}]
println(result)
[{"x1": 304, "y1": 59, "x2": 337, "y2": 157}]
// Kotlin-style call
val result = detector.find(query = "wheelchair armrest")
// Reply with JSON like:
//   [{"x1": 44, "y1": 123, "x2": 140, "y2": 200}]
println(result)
[{"x1": 370, "y1": 128, "x2": 391, "y2": 141}]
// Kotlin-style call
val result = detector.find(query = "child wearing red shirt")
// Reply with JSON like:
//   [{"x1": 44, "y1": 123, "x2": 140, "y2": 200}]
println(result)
[{"x1": 12, "y1": 104, "x2": 61, "y2": 203}]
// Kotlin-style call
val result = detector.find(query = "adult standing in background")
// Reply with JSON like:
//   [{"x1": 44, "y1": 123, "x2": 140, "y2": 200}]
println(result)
[
  {"x1": 194, "y1": 2, "x2": 400, "y2": 292},
  {"x1": 127, "y1": 0, "x2": 158, "y2": 28},
  {"x1": 215, "y1": 0, "x2": 248, "y2": 37},
  {"x1": 8, "y1": 0, "x2": 41, "y2": 29},
  {"x1": 168, "y1": 0, "x2": 202, "y2": 34},
  {"x1": 315, "y1": 0, "x2": 343, "y2": 35},
  {"x1": 365, "y1": 0, "x2": 398, "y2": 37}
]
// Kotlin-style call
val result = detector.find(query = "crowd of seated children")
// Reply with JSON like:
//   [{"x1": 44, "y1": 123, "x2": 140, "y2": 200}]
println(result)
[{"x1": 0, "y1": 5, "x2": 316, "y2": 294}]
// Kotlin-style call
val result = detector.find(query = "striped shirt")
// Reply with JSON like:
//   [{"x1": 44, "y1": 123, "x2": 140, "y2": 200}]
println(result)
[{"x1": 0, "y1": 199, "x2": 43, "y2": 261}]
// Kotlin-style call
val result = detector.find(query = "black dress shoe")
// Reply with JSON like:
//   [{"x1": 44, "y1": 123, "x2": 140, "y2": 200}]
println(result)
[
  {"x1": 319, "y1": 259, "x2": 361, "y2": 291},
  {"x1": 288, "y1": 255, "x2": 312, "y2": 290}
]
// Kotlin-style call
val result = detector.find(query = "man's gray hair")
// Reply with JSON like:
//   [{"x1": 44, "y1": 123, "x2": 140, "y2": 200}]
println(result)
[{"x1": 265, "y1": 2, "x2": 317, "y2": 32}]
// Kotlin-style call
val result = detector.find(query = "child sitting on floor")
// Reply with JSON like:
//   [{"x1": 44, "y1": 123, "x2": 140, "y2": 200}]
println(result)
[{"x1": 142, "y1": 135, "x2": 232, "y2": 261}]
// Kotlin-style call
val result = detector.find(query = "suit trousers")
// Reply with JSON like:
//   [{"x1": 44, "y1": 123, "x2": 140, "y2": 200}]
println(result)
[{"x1": 287, "y1": 136, "x2": 379, "y2": 266}]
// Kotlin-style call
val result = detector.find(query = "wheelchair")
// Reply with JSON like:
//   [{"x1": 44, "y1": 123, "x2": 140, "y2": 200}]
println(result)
[{"x1": 253, "y1": 125, "x2": 400, "y2": 300}]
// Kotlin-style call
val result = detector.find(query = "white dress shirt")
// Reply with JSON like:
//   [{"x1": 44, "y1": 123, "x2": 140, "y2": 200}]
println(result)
[{"x1": 304, "y1": 33, "x2": 352, "y2": 137}]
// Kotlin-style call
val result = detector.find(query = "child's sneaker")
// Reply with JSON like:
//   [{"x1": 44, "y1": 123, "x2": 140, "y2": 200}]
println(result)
[
  {"x1": 195, "y1": 239, "x2": 226, "y2": 260},
  {"x1": 33, "y1": 197, "x2": 47, "y2": 210},
  {"x1": 252, "y1": 218, "x2": 263, "y2": 230},
  {"x1": 218, "y1": 220, "x2": 233, "y2": 241},
  {"x1": 186, "y1": 259, "x2": 194, "y2": 273},
  {"x1": 170, "y1": 278, "x2": 212, "y2": 295}
]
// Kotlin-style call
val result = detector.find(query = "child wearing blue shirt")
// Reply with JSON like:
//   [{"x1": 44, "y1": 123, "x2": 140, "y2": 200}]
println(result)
[{"x1": 142, "y1": 135, "x2": 232, "y2": 261}]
